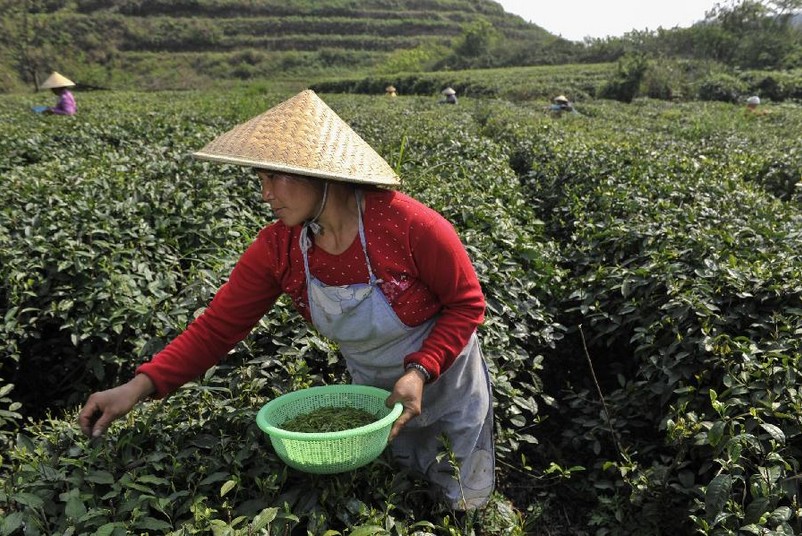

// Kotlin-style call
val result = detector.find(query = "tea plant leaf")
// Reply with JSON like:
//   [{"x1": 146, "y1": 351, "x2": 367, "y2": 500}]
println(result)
[
  {"x1": 759, "y1": 423, "x2": 785, "y2": 444},
  {"x1": 199, "y1": 471, "x2": 230, "y2": 486},
  {"x1": 745, "y1": 497, "x2": 771, "y2": 524},
  {"x1": 705, "y1": 474, "x2": 732, "y2": 522},
  {"x1": 94, "y1": 522, "x2": 123, "y2": 536},
  {"x1": 220, "y1": 479, "x2": 237, "y2": 497},
  {"x1": 137, "y1": 474, "x2": 170, "y2": 486},
  {"x1": 86, "y1": 470, "x2": 116, "y2": 485},
  {"x1": 251, "y1": 507, "x2": 278, "y2": 531},
  {"x1": 708, "y1": 420, "x2": 725, "y2": 447},
  {"x1": 349, "y1": 526, "x2": 387, "y2": 536},
  {"x1": 11, "y1": 492, "x2": 44, "y2": 509},
  {"x1": 134, "y1": 517, "x2": 173, "y2": 531},
  {"x1": 768, "y1": 506, "x2": 793, "y2": 524},
  {"x1": 65, "y1": 496, "x2": 87, "y2": 520},
  {"x1": 0, "y1": 512, "x2": 24, "y2": 536}
]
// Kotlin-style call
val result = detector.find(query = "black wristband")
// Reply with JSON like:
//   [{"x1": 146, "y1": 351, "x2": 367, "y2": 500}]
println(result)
[{"x1": 405, "y1": 362, "x2": 432, "y2": 383}]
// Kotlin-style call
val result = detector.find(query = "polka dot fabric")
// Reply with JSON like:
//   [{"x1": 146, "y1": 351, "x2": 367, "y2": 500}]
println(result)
[{"x1": 137, "y1": 189, "x2": 485, "y2": 396}]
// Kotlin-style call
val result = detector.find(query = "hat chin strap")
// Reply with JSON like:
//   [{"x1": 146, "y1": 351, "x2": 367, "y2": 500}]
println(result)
[{"x1": 306, "y1": 182, "x2": 329, "y2": 236}]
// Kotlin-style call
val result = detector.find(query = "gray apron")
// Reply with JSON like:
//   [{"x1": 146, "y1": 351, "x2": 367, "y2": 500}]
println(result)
[{"x1": 299, "y1": 191, "x2": 495, "y2": 509}]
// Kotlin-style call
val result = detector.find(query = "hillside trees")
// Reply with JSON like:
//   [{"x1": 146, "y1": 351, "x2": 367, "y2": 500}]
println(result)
[
  {"x1": 703, "y1": 0, "x2": 802, "y2": 68},
  {"x1": 0, "y1": 0, "x2": 56, "y2": 91},
  {"x1": 433, "y1": 18, "x2": 500, "y2": 70},
  {"x1": 578, "y1": 0, "x2": 802, "y2": 71},
  {"x1": 0, "y1": 0, "x2": 565, "y2": 90},
  {"x1": 761, "y1": 0, "x2": 802, "y2": 15}
]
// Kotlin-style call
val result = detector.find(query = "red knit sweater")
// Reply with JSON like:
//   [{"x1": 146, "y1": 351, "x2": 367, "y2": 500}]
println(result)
[{"x1": 137, "y1": 189, "x2": 485, "y2": 397}]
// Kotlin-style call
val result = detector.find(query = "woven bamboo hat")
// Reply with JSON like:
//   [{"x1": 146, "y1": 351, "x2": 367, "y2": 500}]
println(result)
[
  {"x1": 41, "y1": 72, "x2": 75, "y2": 89},
  {"x1": 442, "y1": 87, "x2": 456, "y2": 96},
  {"x1": 193, "y1": 90, "x2": 400, "y2": 186},
  {"x1": 554, "y1": 95, "x2": 569, "y2": 103}
]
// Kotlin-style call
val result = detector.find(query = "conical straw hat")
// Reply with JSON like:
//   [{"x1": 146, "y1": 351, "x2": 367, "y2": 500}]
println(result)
[
  {"x1": 40, "y1": 72, "x2": 75, "y2": 89},
  {"x1": 442, "y1": 87, "x2": 456, "y2": 96},
  {"x1": 193, "y1": 90, "x2": 400, "y2": 186}
]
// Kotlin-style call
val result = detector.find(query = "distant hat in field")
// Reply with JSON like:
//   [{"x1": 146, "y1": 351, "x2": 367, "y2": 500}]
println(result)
[
  {"x1": 193, "y1": 89, "x2": 400, "y2": 186},
  {"x1": 40, "y1": 72, "x2": 75, "y2": 89},
  {"x1": 554, "y1": 95, "x2": 569, "y2": 103},
  {"x1": 747, "y1": 95, "x2": 761, "y2": 105},
  {"x1": 385, "y1": 85, "x2": 396, "y2": 93},
  {"x1": 442, "y1": 87, "x2": 456, "y2": 96}
]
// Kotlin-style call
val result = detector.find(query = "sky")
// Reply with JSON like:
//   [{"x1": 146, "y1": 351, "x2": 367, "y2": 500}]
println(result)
[{"x1": 495, "y1": 0, "x2": 722, "y2": 42}]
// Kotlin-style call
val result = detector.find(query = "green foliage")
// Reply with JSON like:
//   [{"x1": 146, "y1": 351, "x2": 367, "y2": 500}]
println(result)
[
  {"x1": 518, "y1": 97, "x2": 802, "y2": 533},
  {"x1": 0, "y1": 0, "x2": 557, "y2": 91},
  {"x1": 0, "y1": 91, "x2": 278, "y2": 416},
  {"x1": 0, "y1": 90, "x2": 553, "y2": 533},
  {"x1": 598, "y1": 53, "x2": 650, "y2": 103},
  {"x1": 577, "y1": 1, "x2": 802, "y2": 73},
  {"x1": 448, "y1": 19, "x2": 501, "y2": 66},
  {"x1": 702, "y1": 0, "x2": 801, "y2": 69},
  {"x1": 314, "y1": 62, "x2": 614, "y2": 102},
  {"x1": 377, "y1": 43, "x2": 451, "y2": 75},
  {"x1": 697, "y1": 72, "x2": 749, "y2": 102},
  {"x1": 2, "y1": 88, "x2": 802, "y2": 534},
  {"x1": 3, "y1": 0, "x2": 802, "y2": 94}
]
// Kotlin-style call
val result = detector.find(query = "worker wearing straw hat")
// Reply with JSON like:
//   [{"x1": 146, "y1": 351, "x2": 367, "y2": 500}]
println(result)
[
  {"x1": 385, "y1": 85, "x2": 397, "y2": 97},
  {"x1": 79, "y1": 89, "x2": 495, "y2": 511},
  {"x1": 441, "y1": 87, "x2": 457, "y2": 104},
  {"x1": 33, "y1": 71, "x2": 77, "y2": 116},
  {"x1": 545, "y1": 94, "x2": 577, "y2": 116},
  {"x1": 745, "y1": 95, "x2": 768, "y2": 116}
]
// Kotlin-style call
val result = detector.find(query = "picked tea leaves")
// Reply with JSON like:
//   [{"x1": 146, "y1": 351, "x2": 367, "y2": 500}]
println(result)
[{"x1": 281, "y1": 406, "x2": 378, "y2": 433}]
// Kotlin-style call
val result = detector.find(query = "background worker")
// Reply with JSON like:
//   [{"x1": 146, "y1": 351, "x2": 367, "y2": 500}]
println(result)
[{"x1": 34, "y1": 71, "x2": 77, "y2": 116}]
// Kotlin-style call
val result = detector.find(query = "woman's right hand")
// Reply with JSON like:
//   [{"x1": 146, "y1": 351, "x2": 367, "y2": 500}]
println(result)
[
  {"x1": 78, "y1": 374, "x2": 155, "y2": 438},
  {"x1": 385, "y1": 368, "x2": 425, "y2": 441}
]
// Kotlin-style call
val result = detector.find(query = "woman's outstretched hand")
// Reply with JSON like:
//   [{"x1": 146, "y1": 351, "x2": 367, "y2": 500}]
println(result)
[
  {"x1": 385, "y1": 368, "x2": 426, "y2": 441},
  {"x1": 78, "y1": 374, "x2": 155, "y2": 438}
]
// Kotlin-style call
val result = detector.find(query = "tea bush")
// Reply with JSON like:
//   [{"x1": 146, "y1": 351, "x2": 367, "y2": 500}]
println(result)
[
  {"x1": 1, "y1": 90, "x2": 802, "y2": 534},
  {"x1": 517, "y1": 98, "x2": 802, "y2": 534},
  {"x1": 1, "y1": 91, "x2": 559, "y2": 534}
]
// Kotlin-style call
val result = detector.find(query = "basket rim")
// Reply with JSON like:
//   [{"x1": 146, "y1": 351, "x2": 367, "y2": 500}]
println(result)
[{"x1": 256, "y1": 384, "x2": 403, "y2": 441}]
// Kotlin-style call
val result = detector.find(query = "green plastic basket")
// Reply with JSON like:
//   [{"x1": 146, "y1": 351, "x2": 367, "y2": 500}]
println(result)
[{"x1": 256, "y1": 384, "x2": 403, "y2": 474}]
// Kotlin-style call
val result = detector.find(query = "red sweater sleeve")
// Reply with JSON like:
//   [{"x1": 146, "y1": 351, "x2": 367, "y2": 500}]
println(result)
[
  {"x1": 401, "y1": 205, "x2": 485, "y2": 380},
  {"x1": 136, "y1": 233, "x2": 281, "y2": 397}
]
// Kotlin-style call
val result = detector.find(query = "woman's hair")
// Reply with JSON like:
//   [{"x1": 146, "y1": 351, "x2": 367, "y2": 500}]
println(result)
[{"x1": 252, "y1": 168, "x2": 380, "y2": 191}]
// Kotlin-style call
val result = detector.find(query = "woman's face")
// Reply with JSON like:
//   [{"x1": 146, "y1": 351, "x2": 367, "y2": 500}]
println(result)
[{"x1": 257, "y1": 170, "x2": 323, "y2": 227}]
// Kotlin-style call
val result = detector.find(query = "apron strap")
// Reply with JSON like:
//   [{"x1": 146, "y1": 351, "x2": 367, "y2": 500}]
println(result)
[{"x1": 300, "y1": 189, "x2": 379, "y2": 286}]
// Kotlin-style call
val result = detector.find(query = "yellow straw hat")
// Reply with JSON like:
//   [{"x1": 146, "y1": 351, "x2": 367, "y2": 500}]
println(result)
[
  {"x1": 193, "y1": 90, "x2": 400, "y2": 186},
  {"x1": 40, "y1": 72, "x2": 75, "y2": 89}
]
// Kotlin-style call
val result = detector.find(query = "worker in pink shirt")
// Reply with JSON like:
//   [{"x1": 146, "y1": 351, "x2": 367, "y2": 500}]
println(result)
[{"x1": 34, "y1": 71, "x2": 77, "y2": 116}]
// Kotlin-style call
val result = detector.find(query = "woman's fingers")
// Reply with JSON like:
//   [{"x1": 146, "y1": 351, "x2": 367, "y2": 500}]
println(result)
[
  {"x1": 77, "y1": 376, "x2": 155, "y2": 438},
  {"x1": 78, "y1": 391, "x2": 121, "y2": 438},
  {"x1": 389, "y1": 406, "x2": 417, "y2": 441},
  {"x1": 88, "y1": 407, "x2": 119, "y2": 438},
  {"x1": 78, "y1": 396, "x2": 102, "y2": 437},
  {"x1": 385, "y1": 369, "x2": 425, "y2": 440}
]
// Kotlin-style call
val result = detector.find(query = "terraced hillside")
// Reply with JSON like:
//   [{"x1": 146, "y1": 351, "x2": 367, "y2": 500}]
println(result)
[{"x1": 1, "y1": 0, "x2": 575, "y2": 91}]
